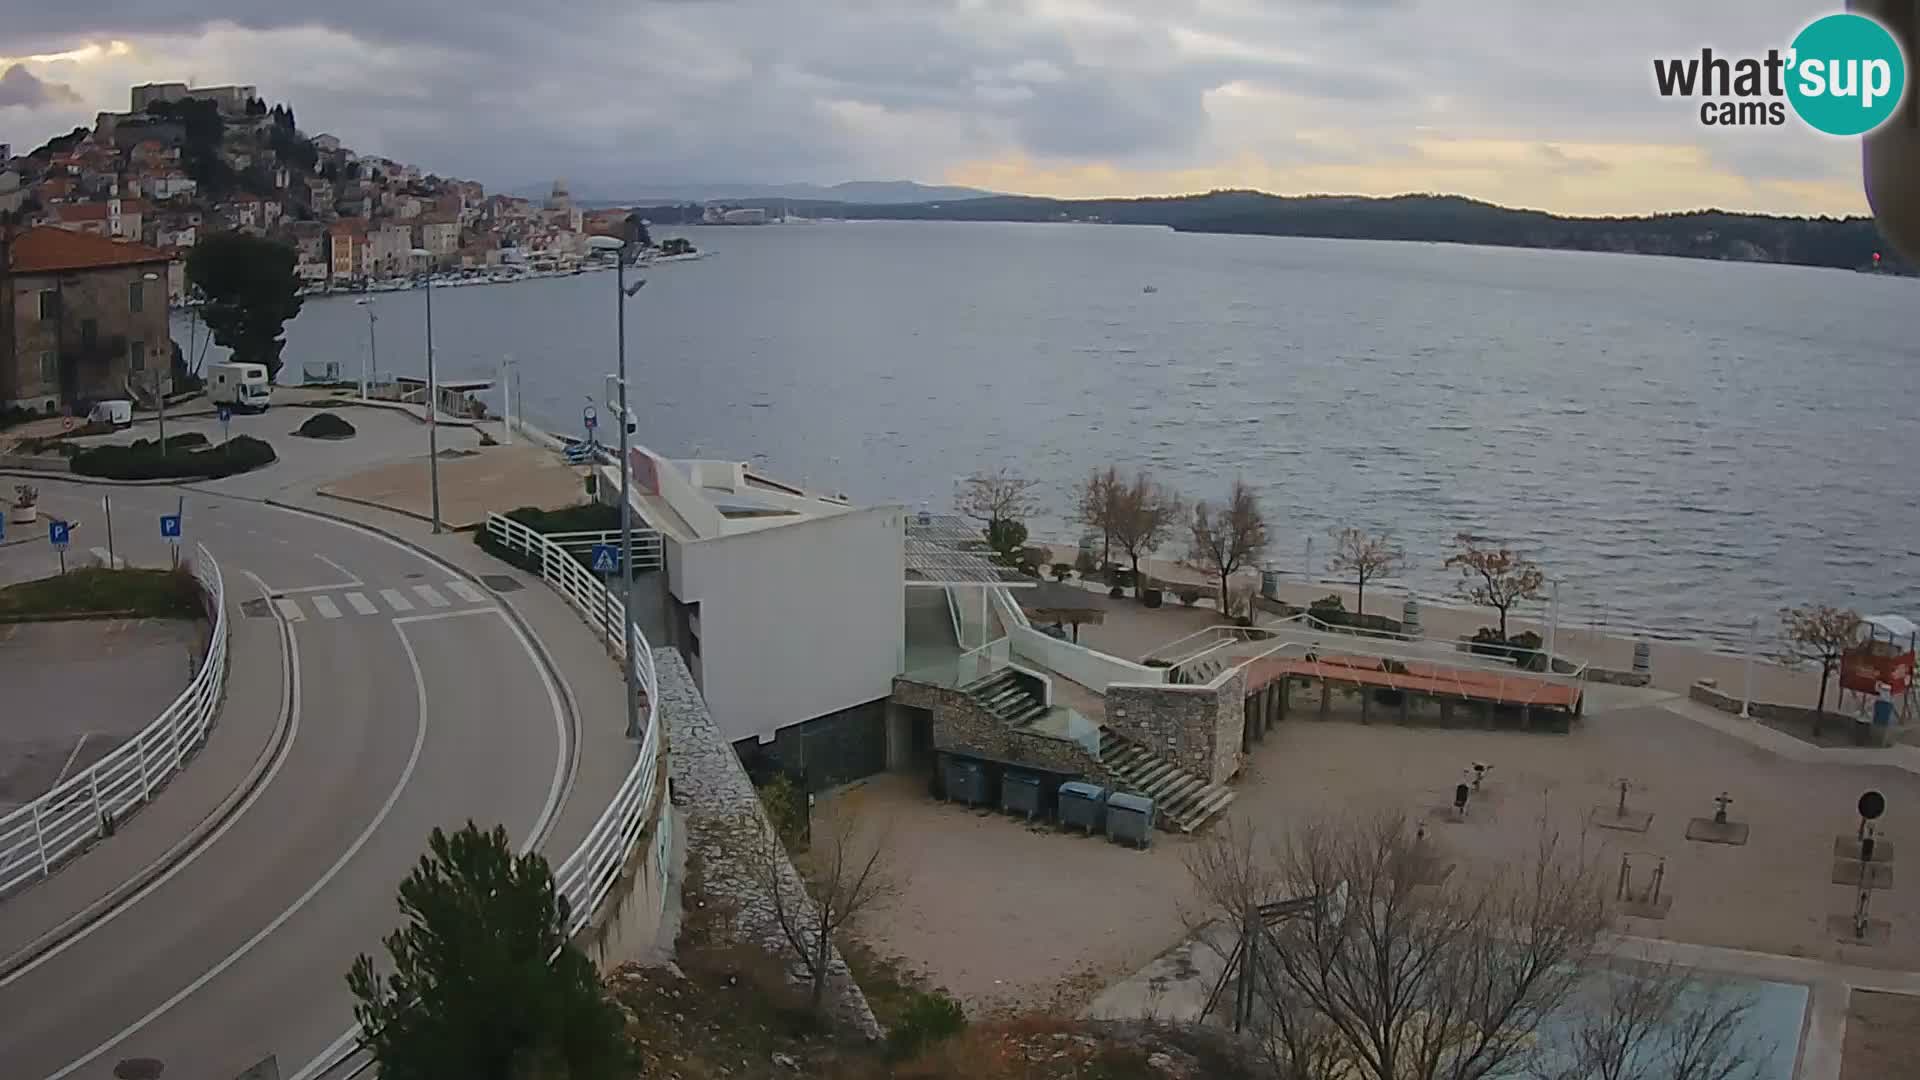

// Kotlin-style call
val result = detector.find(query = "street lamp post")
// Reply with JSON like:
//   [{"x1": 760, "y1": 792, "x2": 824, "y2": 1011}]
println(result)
[
  {"x1": 354, "y1": 297, "x2": 377, "y2": 401},
  {"x1": 142, "y1": 271, "x2": 167, "y2": 454},
  {"x1": 501, "y1": 353, "x2": 517, "y2": 445},
  {"x1": 411, "y1": 249, "x2": 441, "y2": 533},
  {"x1": 587, "y1": 234, "x2": 647, "y2": 739}
]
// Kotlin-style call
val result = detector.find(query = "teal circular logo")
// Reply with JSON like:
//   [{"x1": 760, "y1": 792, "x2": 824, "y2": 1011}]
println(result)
[{"x1": 1786, "y1": 13, "x2": 1908, "y2": 136}]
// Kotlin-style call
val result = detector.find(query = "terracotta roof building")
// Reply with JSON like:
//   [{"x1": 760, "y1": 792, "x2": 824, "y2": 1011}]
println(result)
[{"x1": 2, "y1": 226, "x2": 174, "y2": 411}]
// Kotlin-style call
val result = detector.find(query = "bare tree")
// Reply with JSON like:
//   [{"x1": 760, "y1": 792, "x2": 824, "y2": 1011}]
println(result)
[
  {"x1": 1187, "y1": 812, "x2": 1611, "y2": 1080},
  {"x1": 1778, "y1": 604, "x2": 1862, "y2": 734},
  {"x1": 745, "y1": 797, "x2": 898, "y2": 1012},
  {"x1": 955, "y1": 466, "x2": 1039, "y2": 531},
  {"x1": 1074, "y1": 465, "x2": 1122, "y2": 568},
  {"x1": 1326, "y1": 526, "x2": 1404, "y2": 617},
  {"x1": 1444, "y1": 532, "x2": 1545, "y2": 639},
  {"x1": 1111, "y1": 471, "x2": 1184, "y2": 599},
  {"x1": 1189, "y1": 479, "x2": 1269, "y2": 620}
]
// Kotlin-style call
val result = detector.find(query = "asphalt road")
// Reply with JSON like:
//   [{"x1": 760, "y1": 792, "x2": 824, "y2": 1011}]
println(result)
[{"x1": 0, "y1": 478, "x2": 574, "y2": 1080}]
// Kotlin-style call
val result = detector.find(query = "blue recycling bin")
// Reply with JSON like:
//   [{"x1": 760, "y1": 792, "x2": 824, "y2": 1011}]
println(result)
[{"x1": 1058, "y1": 781, "x2": 1107, "y2": 834}]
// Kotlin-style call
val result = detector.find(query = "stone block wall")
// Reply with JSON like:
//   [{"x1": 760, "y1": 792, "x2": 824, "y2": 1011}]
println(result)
[
  {"x1": 1688, "y1": 679, "x2": 1879, "y2": 741},
  {"x1": 1105, "y1": 668, "x2": 1246, "y2": 785},
  {"x1": 892, "y1": 675, "x2": 1106, "y2": 781},
  {"x1": 664, "y1": 650, "x2": 882, "y2": 1039}
]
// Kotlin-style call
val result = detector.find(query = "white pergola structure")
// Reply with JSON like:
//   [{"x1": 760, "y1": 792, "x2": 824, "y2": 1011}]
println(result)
[{"x1": 905, "y1": 513, "x2": 1035, "y2": 651}]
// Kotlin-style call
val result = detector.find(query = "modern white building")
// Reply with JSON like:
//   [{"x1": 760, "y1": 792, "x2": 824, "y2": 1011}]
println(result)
[{"x1": 600, "y1": 444, "x2": 905, "y2": 780}]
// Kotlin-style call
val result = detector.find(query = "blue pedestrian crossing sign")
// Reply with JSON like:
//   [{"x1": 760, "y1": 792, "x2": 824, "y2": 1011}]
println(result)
[
  {"x1": 217, "y1": 405, "x2": 233, "y2": 423},
  {"x1": 161, "y1": 514, "x2": 182, "y2": 539},
  {"x1": 590, "y1": 543, "x2": 619, "y2": 574},
  {"x1": 48, "y1": 520, "x2": 70, "y2": 548}
]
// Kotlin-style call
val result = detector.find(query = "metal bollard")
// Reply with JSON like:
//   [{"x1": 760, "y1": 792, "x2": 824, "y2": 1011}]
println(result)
[{"x1": 1632, "y1": 639, "x2": 1651, "y2": 675}]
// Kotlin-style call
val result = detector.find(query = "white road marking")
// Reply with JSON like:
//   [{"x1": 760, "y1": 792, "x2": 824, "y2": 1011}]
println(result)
[
  {"x1": 313, "y1": 553, "x2": 362, "y2": 586},
  {"x1": 379, "y1": 588, "x2": 414, "y2": 612},
  {"x1": 309, "y1": 594, "x2": 341, "y2": 620},
  {"x1": 412, "y1": 584, "x2": 450, "y2": 608},
  {"x1": 4, "y1": 569, "x2": 302, "y2": 987},
  {"x1": 344, "y1": 592, "x2": 378, "y2": 616},
  {"x1": 273, "y1": 598, "x2": 305, "y2": 622},
  {"x1": 444, "y1": 579, "x2": 486, "y2": 604},
  {"x1": 46, "y1": 617, "x2": 429, "y2": 1080},
  {"x1": 51, "y1": 733, "x2": 92, "y2": 789},
  {"x1": 393, "y1": 607, "x2": 500, "y2": 625}
]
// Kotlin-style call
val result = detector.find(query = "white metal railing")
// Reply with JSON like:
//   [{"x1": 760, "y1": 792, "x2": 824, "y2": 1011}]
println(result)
[
  {"x1": 542, "y1": 528, "x2": 664, "y2": 573},
  {"x1": 0, "y1": 544, "x2": 228, "y2": 898},
  {"x1": 482, "y1": 511, "x2": 665, "y2": 934}
]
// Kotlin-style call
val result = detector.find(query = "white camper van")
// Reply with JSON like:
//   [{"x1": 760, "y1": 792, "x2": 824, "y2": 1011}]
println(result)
[{"x1": 208, "y1": 363, "x2": 272, "y2": 412}]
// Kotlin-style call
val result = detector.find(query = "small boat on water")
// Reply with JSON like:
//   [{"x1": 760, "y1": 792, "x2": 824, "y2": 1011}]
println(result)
[{"x1": 1142, "y1": 285, "x2": 1158, "y2": 294}]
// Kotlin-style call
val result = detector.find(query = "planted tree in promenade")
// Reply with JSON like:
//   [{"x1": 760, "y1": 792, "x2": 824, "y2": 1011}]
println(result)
[
  {"x1": 1327, "y1": 525, "x2": 1403, "y2": 617},
  {"x1": 1444, "y1": 532, "x2": 1544, "y2": 640},
  {"x1": 1779, "y1": 604, "x2": 1862, "y2": 734},
  {"x1": 747, "y1": 795, "x2": 899, "y2": 1013},
  {"x1": 1074, "y1": 465, "x2": 1121, "y2": 568},
  {"x1": 957, "y1": 466, "x2": 1039, "y2": 566},
  {"x1": 347, "y1": 822, "x2": 629, "y2": 1080},
  {"x1": 1110, "y1": 471, "x2": 1183, "y2": 599},
  {"x1": 1184, "y1": 814, "x2": 1762, "y2": 1080},
  {"x1": 1189, "y1": 479, "x2": 1268, "y2": 620},
  {"x1": 186, "y1": 232, "x2": 304, "y2": 382}
]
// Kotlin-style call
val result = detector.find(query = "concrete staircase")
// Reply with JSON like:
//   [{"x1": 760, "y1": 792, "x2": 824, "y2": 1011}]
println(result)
[
  {"x1": 1172, "y1": 655, "x2": 1226, "y2": 685},
  {"x1": 966, "y1": 669, "x2": 1049, "y2": 726},
  {"x1": 1097, "y1": 729, "x2": 1236, "y2": 833}
]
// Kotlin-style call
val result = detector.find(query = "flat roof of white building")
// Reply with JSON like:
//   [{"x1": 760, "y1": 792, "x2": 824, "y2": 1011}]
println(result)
[{"x1": 608, "y1": 444, "x2": 868, "y2": 543}]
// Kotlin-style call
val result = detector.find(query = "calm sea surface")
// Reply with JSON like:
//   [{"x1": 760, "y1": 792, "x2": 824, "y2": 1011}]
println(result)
[{"x1": 187, "y1": 221, "x2": 1920, "y2": 647}]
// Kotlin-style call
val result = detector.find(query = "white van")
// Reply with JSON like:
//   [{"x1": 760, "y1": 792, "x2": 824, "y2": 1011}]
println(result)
[
  {"x1": 87, "y1": 399, "x2": 133, "y2": 428},
  {"x1": 208, "y1": 362, "x2": 272, "y2": 412}
]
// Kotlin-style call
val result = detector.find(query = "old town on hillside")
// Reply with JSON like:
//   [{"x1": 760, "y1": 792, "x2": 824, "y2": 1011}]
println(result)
[{"x1": 0, "y1": 81, "x2": 627, "y2": 303}]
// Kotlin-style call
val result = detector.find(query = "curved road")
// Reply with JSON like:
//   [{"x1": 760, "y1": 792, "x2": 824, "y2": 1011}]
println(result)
[{"x1": 0, "y1": 480, "x2": 575, "y2": 1080}]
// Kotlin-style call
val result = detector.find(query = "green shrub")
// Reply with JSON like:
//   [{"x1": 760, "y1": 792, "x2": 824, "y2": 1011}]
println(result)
[
  {"x1": 472, "y1": 502, "x2": 625, "y2": 574},
  {"x1": 71, "y1": 435, "x2": 276, "y2": 480},
  {"x1": 164, "y1": 432, "x2": 210, "y2": 449},
  {"x1": 756, "y1": 773, "x2": 810, "y2": 854},
  {"x1": 294, "y1": 411, "x2": 357, "y2": 439},
  {"x1": 887, "y1": 990, "x2": 967, "y2": 1060},
  {"x1": 1050, "y1": 562, "x2": 1073, "y2": 581},
  {"x1": 0, "y1": 567, "x2": 203, "y2": 620},
  {"x1": 1178, "y1": 588, "x2": 1201, "y2": 606},
  {"x1": 1073, "y1": 548, "x2": 1098, "y2": 576}
]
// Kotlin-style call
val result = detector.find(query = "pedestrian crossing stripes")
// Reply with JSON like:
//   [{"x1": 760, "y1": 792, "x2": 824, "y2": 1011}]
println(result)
[{"x1": 267, "y1": 581, "x2": 492, "y2": 622}]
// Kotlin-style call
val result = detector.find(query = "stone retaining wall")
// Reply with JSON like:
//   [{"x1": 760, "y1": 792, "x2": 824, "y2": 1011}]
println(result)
[
  {"x1": 1585, "y1": 666, "x2": 1652, "y2": 687},
  {"x1": 1105, "y1": 668, "x2": 1246, "y2": 785},
  {"x1": 662, "y1": 650, "x2": 882, "y2": 1039},
  {"x1": 892, "y1": 676, "x2": 1106, "y2": 781}
]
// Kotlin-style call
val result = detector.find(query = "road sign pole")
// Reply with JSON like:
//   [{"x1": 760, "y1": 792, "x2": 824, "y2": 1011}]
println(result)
[{"x1": 103, "y1": 493, "x2": 115, "y2": 569}]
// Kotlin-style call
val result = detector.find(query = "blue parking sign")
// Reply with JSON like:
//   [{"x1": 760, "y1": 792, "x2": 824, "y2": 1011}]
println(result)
[
  {"x1": 590, "y1": 543, "x2": 618, "y2": 573},
  {"x1": 161, "y1": 514, "x2": 182, "y2": 539},
  {"x1": 49, "y1": 520, "x2": 70, "y2": 548}
]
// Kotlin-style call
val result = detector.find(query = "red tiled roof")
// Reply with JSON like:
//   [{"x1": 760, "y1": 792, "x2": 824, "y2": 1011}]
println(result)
[
  {"x1": 6, "y1": 226, "x2": 172, "y2": 273},
  {"x1": 53, "y1": 202, "x2": 109, "y2": 221}
]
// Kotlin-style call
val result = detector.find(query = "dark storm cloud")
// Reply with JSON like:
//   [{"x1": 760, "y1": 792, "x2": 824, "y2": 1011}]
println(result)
[{"x1": 0, "y1": 65, "x2": 82, "y2": 107}]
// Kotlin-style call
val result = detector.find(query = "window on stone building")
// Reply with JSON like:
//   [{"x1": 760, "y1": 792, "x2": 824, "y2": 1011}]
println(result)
[
  {"x1": 130, "y1": 340, "x2": 145, "y2": 371},
  {"x1": 38, "y1": 290, "x2": 58, "y2": 321},
  {"x1": 81, "y1": 319, "x2": 97, "y2": 348},
  {"x1": 129, "y1": 280, "x2": 144, "y2": 312}
]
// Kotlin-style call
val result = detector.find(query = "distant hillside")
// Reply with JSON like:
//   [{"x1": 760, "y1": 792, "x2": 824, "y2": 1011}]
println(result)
[
  {"x1": 521, "y1": 179, "x2": 998, "y2": 206},
  {"x1": 710, "y1": 190, "x2": 1906, "y2": 274}
]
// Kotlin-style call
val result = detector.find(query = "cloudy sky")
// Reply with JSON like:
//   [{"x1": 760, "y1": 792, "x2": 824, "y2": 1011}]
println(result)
[{"x1": 0, "y1": 0, "x2": 1878, "y2": 216}]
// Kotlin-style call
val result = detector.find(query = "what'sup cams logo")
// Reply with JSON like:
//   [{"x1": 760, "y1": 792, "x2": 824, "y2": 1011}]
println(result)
[{"x1": 1654, "y1": 11, "x2": 1909, "y2": 135}]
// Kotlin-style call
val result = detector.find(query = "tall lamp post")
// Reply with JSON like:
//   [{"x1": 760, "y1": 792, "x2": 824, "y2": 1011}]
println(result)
[
  {"x1": 354, "y1": 297, "x2": 378, "y2": 401},
  {"x1": 411, "y1": 249, "x2": 441, "y2": 533},
  {"x1": 586, "y1": 234, "x2": 647, "y2": 739},
  {"x1": 140, "y1": 271, "x2": 167, "y2": 453}
]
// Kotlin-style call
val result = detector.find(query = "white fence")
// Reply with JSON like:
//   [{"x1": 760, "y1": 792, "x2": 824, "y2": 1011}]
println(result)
[
  {"x1": 0, "y1": 543, "x2": 228, "y2": 898},
  {"x1": 542, "y1": 528, "x2": 664, "y2": 574},
  {"x1": 482, "y1": 511, "x2": 666, "y2": 935}
]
